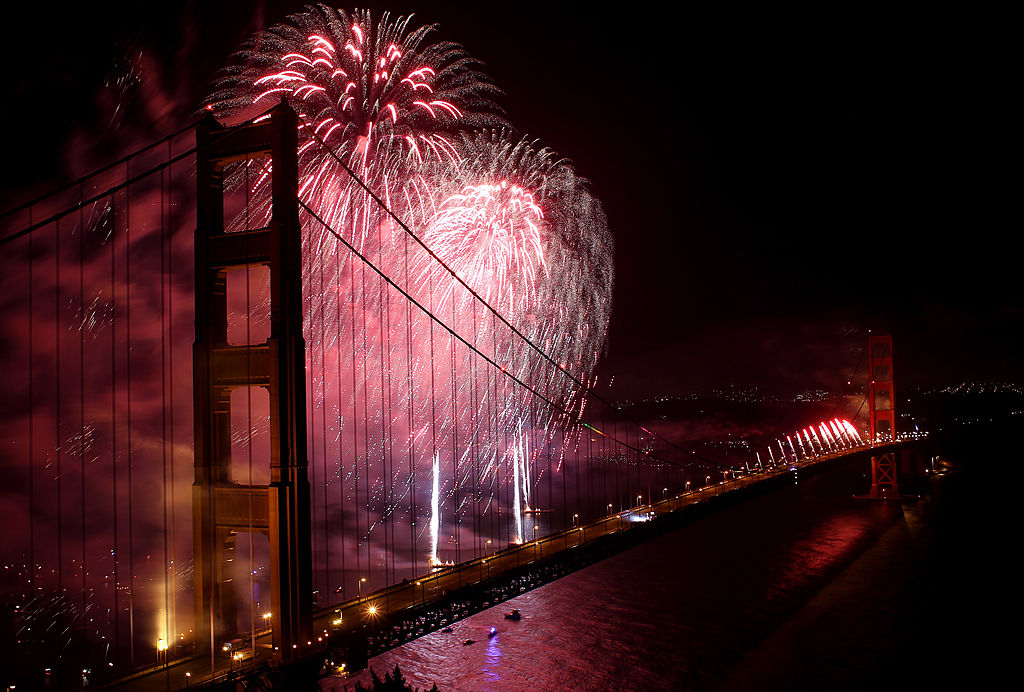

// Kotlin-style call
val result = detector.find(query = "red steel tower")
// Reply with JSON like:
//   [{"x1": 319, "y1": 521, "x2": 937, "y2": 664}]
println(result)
[
  {"x1": 192, "y1": 101, "x2": 312, "y2": 660},
  {"x1": 867, "y1": 332, "x2": 899, "y2": 497}
]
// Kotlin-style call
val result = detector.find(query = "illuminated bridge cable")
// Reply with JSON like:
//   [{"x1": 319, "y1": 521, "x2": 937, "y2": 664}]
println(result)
[
  {"x1": 297, "y1": 123, "x2": 727, "y2": 470},
  {"x1": 0, "y1": 121, "x2": 200, "y2": 223},
  {"x1": 299, "y1": 200, "x2": 698, "y2": 475},
  {"x1": 0, "y1": 114, "x2": 271, "y2": 250}
]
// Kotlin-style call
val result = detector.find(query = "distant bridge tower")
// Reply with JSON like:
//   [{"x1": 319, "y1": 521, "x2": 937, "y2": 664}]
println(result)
[
  {"x1": 192, "y1": 101, "x2": 312, "y2": 659},
  {"x1": 867, "y1": 332, "x2": 899, "y2": 498}
]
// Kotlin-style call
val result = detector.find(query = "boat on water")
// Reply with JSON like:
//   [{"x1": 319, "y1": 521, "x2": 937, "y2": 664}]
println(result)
[
  {"x1": 463, "y1": 639, "x2": 474, "y2": 646},
  {"x1": 488, "y1": 627, "x2": 498, "y2": 638},
  {"x1": 504, "y1": 609, "x2": 521, "y2": 620}
]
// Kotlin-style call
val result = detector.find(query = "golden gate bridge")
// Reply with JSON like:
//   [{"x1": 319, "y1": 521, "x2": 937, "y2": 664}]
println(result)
[{"x1": 0, "y1": 102, "x2": 919, "y2": 690}]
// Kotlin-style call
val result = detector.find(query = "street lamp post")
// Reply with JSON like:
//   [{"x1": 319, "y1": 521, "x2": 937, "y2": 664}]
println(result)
[{"x1": 358, "y1": 577, "x2": 367, "y2": 601}]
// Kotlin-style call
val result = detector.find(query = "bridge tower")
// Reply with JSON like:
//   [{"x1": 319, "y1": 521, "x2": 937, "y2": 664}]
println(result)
[
  {"x1": 866, "y1": 332, "x2": 899, "y2": 498},
  {"x1": 192, "y1": 101, "x2": 312, "y2": 659}
]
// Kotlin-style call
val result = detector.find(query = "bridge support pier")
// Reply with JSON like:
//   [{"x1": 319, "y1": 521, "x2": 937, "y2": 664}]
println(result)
[
  {"x1": 869, "y1": 451, "x2": 900, "y2": 498},
  {"x1": 193, "y1": 101, "x2": 312, "y2": 662}
]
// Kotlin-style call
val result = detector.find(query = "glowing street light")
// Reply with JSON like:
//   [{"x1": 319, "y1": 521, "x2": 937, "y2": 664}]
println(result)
[{"x1": 358, "y1": 577, "x2": 367, "y2": 599}]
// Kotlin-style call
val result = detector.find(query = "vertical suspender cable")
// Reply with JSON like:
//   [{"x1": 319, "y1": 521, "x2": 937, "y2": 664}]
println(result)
[
  {"x1": 350, "y1": 236, "x2": 360, "y2": 593},
  {"x1": 125, "y1": 163, "x2": 135, "y2": 668},
  {"x1": 110, "y1": 194, "x2": 120, "y2": 662},
  {"x1": 471, "y1": 300, "x2": 479, "y2": 559},
  {"x1": 307, "y1": 222, "x2": 319, "y2": 603},
  {"x1": 166, "y1": 142, "x2": 177, "y2": 651},
  {"x1": 79, "y1": 185, "x2": 87, "y2": 638},
  {"x1": 450, "y1": 282, "x2": 459, "y2": 568},
  {"x1": 428, "y1": 240, "x2": 438, "y2": 570},
  {"x1": 381, "y1": 210, "x2": 392, "y2": 601},
  {"x1": 160, "y1": 162, "x2": 170, "y2": 676},
  {"x1": 404, "y1": 219, "x2": 414, "y2": 578},
  {"x1": 28, "y1": 208, "x2": 35, "y2": 595},
  {"x1": 55, "y1": 217, "x2": 62, "y2": 601},
  {"x1": 321, "y1": 220, "x2": 330, "y2": 603},
  {"x1": 361, "y1": 231, "x2": 370, "y2": 590},
  {"x1": 336, "y1": 224, "x2": 345, "y2": 598}
]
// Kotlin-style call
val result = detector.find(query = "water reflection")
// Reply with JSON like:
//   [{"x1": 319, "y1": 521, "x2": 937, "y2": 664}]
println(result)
[
  {"x1": 335, "y1": 461, "x2": 929, "y2": 691},
  {"x1": 483, "y1": 627, "x2": 502, "y2": 683}
]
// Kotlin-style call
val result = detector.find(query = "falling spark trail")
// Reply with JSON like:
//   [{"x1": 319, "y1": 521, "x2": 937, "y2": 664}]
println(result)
[
  {"x1": 512, "y1": 444, "x2": 522, "y2": 544},
  {"x1": 428, "y1": 451, "x2": 440, "y2": 566}
]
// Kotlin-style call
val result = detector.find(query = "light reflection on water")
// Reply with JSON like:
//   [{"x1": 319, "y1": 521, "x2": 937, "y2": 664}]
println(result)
[
  {"x1": 326, "y1": 461, "x2": 920, "y2": 691},
  {"x1": 483, "y1": 630, "x2": 501, "y2": 683}
]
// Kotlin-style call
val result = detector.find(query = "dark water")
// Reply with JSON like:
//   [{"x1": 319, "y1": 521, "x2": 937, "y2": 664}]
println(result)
[{"x1": 327, "y1": 443, "x2": 1003, "y2": 691}]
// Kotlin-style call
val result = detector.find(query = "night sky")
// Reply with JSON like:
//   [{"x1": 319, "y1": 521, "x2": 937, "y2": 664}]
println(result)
[
  {"x1": 0, "y1": 5, "x2": 1017, "y2": 685},
  {"x1": 4, "y1": 1, "x2": 1017, "y2": 399}
]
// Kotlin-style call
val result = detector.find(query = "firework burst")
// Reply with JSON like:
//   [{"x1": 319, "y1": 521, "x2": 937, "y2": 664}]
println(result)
[
  {"x1": 205, "y1": 5, "x2": 504, "y2": 240},
  {"x1": 204, "y1": 5, "x2": 613, "y2": 585}
]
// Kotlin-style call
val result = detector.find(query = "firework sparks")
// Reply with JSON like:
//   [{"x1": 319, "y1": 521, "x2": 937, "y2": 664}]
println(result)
[{"x1": 205, "y1": 6, "x2": 614, "y2": 583}]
